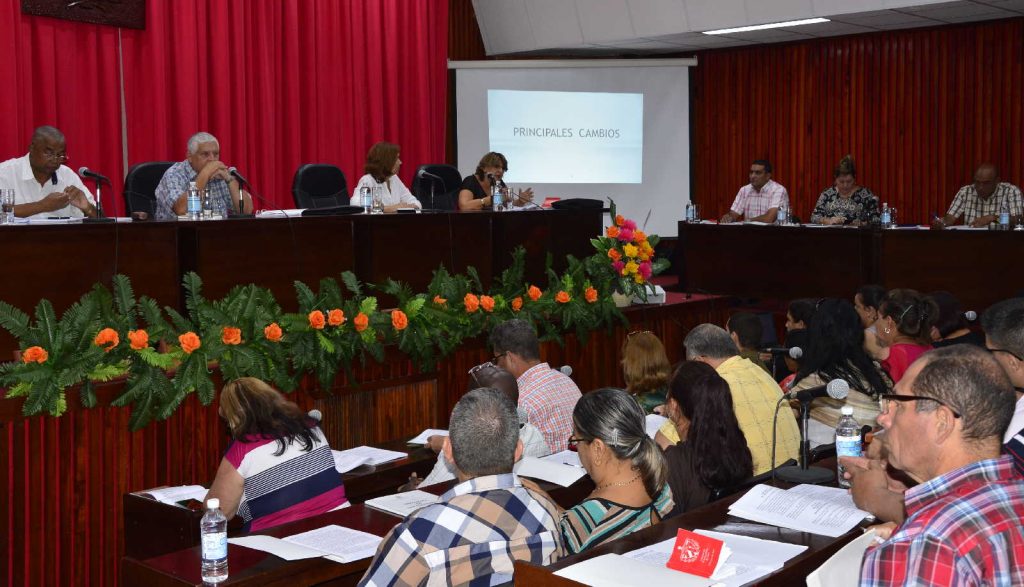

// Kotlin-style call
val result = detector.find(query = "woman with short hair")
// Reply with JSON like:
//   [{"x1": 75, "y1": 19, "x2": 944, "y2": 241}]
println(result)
[
  {"x1": 457, "y1": 152, "x2": 534, "y2": 210},
  {"x1": 350, "y1": 141, "x2": 421, "y2": 212},
  {"x1": 810, "y1": 155, "x2": 880, "y2": 226},
  {"x1": 620, "y1": 330, "x2": 671, "y2": 414}
]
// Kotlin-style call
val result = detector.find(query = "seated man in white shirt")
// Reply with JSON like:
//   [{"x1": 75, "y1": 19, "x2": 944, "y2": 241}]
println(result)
[
  {"x1": 719, "y1": 159, "x2": 789, "y2": 224},
  {"x1": 0, "y1": 126, "x2": 96, "y2": 219}
]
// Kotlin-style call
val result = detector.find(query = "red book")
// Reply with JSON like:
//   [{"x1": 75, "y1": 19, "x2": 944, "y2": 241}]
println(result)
[{"x1": 665, "y1": 528, "x2": 727, "y2": 578}]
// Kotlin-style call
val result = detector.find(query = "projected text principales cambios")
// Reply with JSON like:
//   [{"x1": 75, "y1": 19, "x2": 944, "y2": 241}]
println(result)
[{"x1": 512, "y1": 127, "x2": 621, "y2": 138}]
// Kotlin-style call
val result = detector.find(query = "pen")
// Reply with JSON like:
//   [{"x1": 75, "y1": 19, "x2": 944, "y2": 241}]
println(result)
[{"x1": 47, "y1": 216, "x2": 71, "y2": 220}]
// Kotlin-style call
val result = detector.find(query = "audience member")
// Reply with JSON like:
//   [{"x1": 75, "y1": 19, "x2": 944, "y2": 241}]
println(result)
[
  {"x1": 809, "y1": 155, "x2": 880, "y2": 226},
  {"x1": 777, "y1": 329, "x2": 809, "y2": 391},
  {"x1": 155, "y1": 131, "x2": 252, "y2": 220},
  {"x1": 719, "y1": 159, "x2": 789, "y2": 224},
  {"x1": 657, "y1": 324, "x2": 801, "y2": 475},
  {"x1": 929, "y1": 290, "x2": 985, "y2": 348},
  {"x1": 857, "y1": 346, "x2": 1024, "y2": 586},
  {"x1": 620, "y1": 330, "x2": 671, "y2": 414},
  {"x1": 981, "y1": 298, "x2": 1024, "y2": 473},
  {"x1": 349, "y1": 141, "x2": 421, "y2": 212},
  {"x1": 874, "y1": 289, "x2": 936, "y2": 382},
  {"x1": 933, "y1": 163, "x2": 1023, "y2": 228},
  {"x1": 790, "y1": 299, "x2": 891, "y2": 446},
  {"x1": 727, "y1": 312, "x2": 771, "y2": 374},
  {"x1": 205, "y1": 378, "x2": 346, "y2": 532},
  {"x1": 0, "y1": 126, "x2": 96, "y2": 219},
  {"x1": 662, "y1": 362, "x2": 753, "y2": 516},
  {"x1": 490, "y1": 319, "x2": 582, "y2": 452},
  {"x1": 854, "y1": 285, "x2": 887, "y2": 330},
  {"x1": 359, "y1": 388, "x2": 564, "y2": 586},
  {"x1": 769, "y1": 298, "x2": 816, "y2": 381},
  {"x1": 457, "y1": 151, "x2": 534, "y2": 211},
  {"x1": 786, "y1": 298, "x2": 817, "y2": 332}
]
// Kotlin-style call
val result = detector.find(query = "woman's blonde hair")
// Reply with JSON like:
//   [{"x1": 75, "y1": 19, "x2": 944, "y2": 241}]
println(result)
[
  {"x1": 220, "y1": 378, "x2": 317, "y2": 455},
  {"x1": 621, "y1": 331, "x2": 671, "y2": 394}
]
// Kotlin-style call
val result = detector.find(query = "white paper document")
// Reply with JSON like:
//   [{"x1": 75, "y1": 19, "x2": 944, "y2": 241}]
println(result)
[
  {"x1": 555, "y1": 553, "x2": 714, "y2": 587},
  {"x1": 333, "y1": 446, "x2": 407, "y2": 473},
  {"x1": 228, "y1": 535, "x2": 323, "y2": 561},
  {"x1": 541, "y1": 449, "x2": 582, "y2": 468},
  {"x1": 142, "y1": 485, "x2": 207, "y2": 505},
  {"x1": 229, "y1": 524, "x2": 382, "y2": 563},
  {"x1": 806, "y1": 530, "x2": 878, "y2": 587},
  {"x1": 513, "y1": 456, "x2": 588, "y2": 487},
  {"x1": 645, "y1": 414, "x2": 668, "y2": 439},
  {"x1": 728, "y1": 484, "x2": 870, "y2": 537},
  {"x1": 408, "y1": 429, "x2": 448, "y2": 445},
  {"x1": 364, "y1": 490, "x2": 441, "y2": 518},
  {"x1": 256, "y1": 209, "x2": 306, "y2": 218}
]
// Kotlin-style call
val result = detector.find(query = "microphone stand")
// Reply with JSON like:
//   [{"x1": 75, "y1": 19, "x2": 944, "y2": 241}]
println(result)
[
  {"x1": 775, "y1": 397, "x2": 834, "y2": 484},
  {"x1": 83, "y1": 176, "x2": 115, "y2": 223}
]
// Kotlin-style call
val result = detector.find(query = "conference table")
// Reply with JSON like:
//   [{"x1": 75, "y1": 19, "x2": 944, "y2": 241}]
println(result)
[{"x1": 675, "y1": 221, "x2": 1024, "y2": 310}]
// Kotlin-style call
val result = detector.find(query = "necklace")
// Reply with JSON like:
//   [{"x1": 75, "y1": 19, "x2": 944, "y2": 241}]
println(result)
[{"x1": 596, "y1": 473, "x2": 641, "y2": 490}]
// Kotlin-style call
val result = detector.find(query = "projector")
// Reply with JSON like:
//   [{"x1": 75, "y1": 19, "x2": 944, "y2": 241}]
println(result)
[{"x1": 631, "y1": 285, "x2": 666, "y2": 305}]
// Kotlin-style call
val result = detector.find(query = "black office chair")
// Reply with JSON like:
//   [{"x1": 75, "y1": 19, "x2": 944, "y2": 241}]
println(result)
[
  {"x1": 708, "y1": 458, "x2": 798, "y2": 502},
  {"x1": 411, "y1": 164, "x2": 461, "y2": 210},
  {"x1": 551, "y1": 198, "x2": 605, "y2": 210},
  {"x1": 123, "y1": 161, "x2": 174, "y2": 218},
  {"x1": 292, "y1": 164, "x2": 348, "y2": 209}
]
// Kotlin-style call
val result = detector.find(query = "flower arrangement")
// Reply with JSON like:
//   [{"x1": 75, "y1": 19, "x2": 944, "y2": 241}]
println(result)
[{"x1": 588, "y1": 200, "x2": 670, "y2": 302}]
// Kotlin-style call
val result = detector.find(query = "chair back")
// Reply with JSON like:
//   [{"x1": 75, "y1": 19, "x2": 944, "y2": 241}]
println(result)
[
  {"x1": 123, "y1": 161, "x2": 174, "y2": 218},
  {"x1": 292, "y1": 164, "x2": 348, "y2": 209},
  {"x1": 411, "y1": 164, "x2": 461, "y2": 210}
]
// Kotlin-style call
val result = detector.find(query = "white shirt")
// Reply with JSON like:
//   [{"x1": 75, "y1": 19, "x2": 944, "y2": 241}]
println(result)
[
  {"x1": 0, "y1": 154, "x2": 95, "y2": 219},
  {"x1": 349, "y1": 173, "x2": 421, "y2": 209},
  {"x1": 1005, "y1": 394, "x2": 1024, "y2": 444}
]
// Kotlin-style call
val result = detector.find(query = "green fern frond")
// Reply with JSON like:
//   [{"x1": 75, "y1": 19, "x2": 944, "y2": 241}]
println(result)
[{"x1": 0, "y1": 301, "x2": 31, "y2": 339}]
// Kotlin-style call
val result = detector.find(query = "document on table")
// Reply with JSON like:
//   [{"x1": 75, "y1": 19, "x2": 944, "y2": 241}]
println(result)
[
  {"x1": 141, "y1": 485, "x2": 207, "y2": 505},
  {"x1": 806, "y1": 530, "x2": 879, "y2": 587},
  {"x1": 541, "y1": 449, "x2": 582, "y2": 468},
  {"x1": 408, "y1": 428, "x2": 448, "y2": 445},
  {"x1": 256, "y1": 209, "x2": 305, "y2": 218},
  {"x1": 554, "y1": 553, "x2": 714, "y2": 587},
  {"x1": 788, "y1": 483, "x2": 873, "y2": 519},
  {"x1": 624, "y1": 529, "x2": 806, "y2": 587},
  {"x1": 728, "y1": 484, "x2": 870, "y2": 537},
  {"x1": 229, "y1": 525, "x2": 382, "y2": 563},
  {"x1": 333, "y1": 446, "x2": 407, "y2": 473},
  {"x1": 645, "y1": 414, "x2": 668, "y2": 439},
  {"x1": 364, "y1": 490, "x2": 440, "y2": 518},
  {"x1": 513, "y1": 456, "x2": 588, "y2": 487}
]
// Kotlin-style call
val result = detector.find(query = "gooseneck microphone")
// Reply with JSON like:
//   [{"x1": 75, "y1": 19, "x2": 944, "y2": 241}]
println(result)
[
  {"x1": 417, "y1": 169, "x2": 442, "y2": 181},
  {"x1": 773, "y1": 378, "x2": 850, "y2": 485},
  {"x1": 783, "y1": 378, "x2": 849, "y2": 403},
  {"x1": 227, "y1": 167, "x2": 250, "y2": 217},
  {"x1": 78, "y1": 167, "x2": 111, "y2": 184},
  {"x1": 765, "y1": 346, "x2": 803, "y2": 359}
]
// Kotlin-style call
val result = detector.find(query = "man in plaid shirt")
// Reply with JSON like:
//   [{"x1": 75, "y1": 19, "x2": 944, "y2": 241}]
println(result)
[
  {"x1": 859, "y1": 346, "x2": 1024, "y2": 586},
  {"x1": 358, "y1": 387, "x2": 564, "y2": 586},
  {"x1": 720, "y1": 159, "x2": 790, "y2": 224},
  {"x1": 935, "y1": 163, "x2": 1022, "y2": 228}
]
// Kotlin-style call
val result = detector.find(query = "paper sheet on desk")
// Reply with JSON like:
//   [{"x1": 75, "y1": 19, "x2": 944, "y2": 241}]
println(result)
[
  {"x1": 229, "y1": 525, "x2": 382, "y2": 563},
  {"x1": 333, "y1": 446, "x2": 407, "y2": 473},
  {"x1": 728, "y1": 484, "x2": 869, "y2": 537},
  {"x1": 555, "y1": 553, "x2": 714, "y2": 587},
  {"x1": 143, "y1": 485, "x2": 207, "y2": 505},
  {"x1": 256, "y1": 209, "x2": 305, "y2": 218},
  {"x1": 514, "y1": 456, "x2": 587, "y2": 487},
  {"x1": 645, "y1": 414, "x2": 667, "y2": 439},
  {"x1": 365, "y1": 490, "x2": 440, "y2": 518},
  {"x1": 542, "y1": 450, "x2": 582, "y2": 468},
  {"x1": 408, "y1": 428, "x2": 448, "y2": 445}
]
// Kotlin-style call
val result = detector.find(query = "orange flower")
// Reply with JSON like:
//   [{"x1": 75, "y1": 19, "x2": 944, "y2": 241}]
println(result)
[
  {"x1": 464, "y1": 293, "x2": 480, "y2": 313},
  {"x1": 354, "y1": 312, "x2": 369, "y2": 332},
  {"x1": 511, "y1": 297, "x2": 523, "y2": 312},
  {"x1": 22, "y1": 346, "x2": 48, "y2": 364},
  {"x1": 585, "y1": 287, "x2": 598, "y2": 303},
  {"x1": 221, "y1": 326, "x2": 242, "y2": 345},
  {"x1": 328, "y1": 309, "x2": 345, "y2": 326},
  {"x1": 527, "y1": 285, "x2": 542, "y2": 302},
  {"x1": 607, "y1": 248, "x2": 622, "y2": 262},
  {"x1": 308, "y1": 310, "x2": 326, "y2": 330},
  {"x1": 392, "y1": 310, "x2": 408, "y2": 331},
  {"x1": 93, "y1": 327, "x2": 119, "y2": 352},
  {"x1": 633, "y1": 230, "x2": 646, "y2": 244},
  {"x1": 480, "y1": 295, "x2": 495, "y2": 313},
  {"x1": 128, "y1": 329, "x2": 149, "y2": 350},
  {"x1": 555, "y1": 291, "x2": 571, "y2": 304},
  {"x1": 178, "y1": 332, "x2": 201, "y2": 354},
  {"x1": 433, "y1": 295, "x2": 447, "y2": 306},
  {"x1": 615, "y1": 214, "x2": 626, "y2": 227},
  {"x1": 264, "y1": 323, "x2": 283, "y2": 342},
  {"x1": 605, "y1": 225, "x2": 620, "y2": 238}
]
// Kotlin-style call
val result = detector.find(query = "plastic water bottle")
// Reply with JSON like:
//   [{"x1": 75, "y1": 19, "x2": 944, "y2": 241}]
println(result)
[
  {"x1": 835, "y1": 406, "x2": 861, "y2": 489},
  {"x1": 999, "y1": 200, "x2": 1010, "y2": 230},
  {"x1": 880, "y1": 203, "x2": 891, "y2": 229},
  {"x1": 492, "y1": 183, "x2": 504, "y2": 211},
  {"x1": 360, "y1": 186, "x2": 372, "y2": 213},
  {"x1": 685, "y1": 203, "x2": 695, "y2": 222},
  {"x1": 200, "y1": 498, "x2": 229, "y2": 583},
  {"x1": 187, "y1": 181, "x2": 201, "y2": 221},
  {"x1": 777, "y1": 202, "x2": 789, "y2": 225},
  {"x1": 201, "y1": 188, "x2": 214, "y2": 220}
]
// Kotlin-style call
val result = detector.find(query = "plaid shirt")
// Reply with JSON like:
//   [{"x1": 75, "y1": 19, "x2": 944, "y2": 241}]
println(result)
[
  {"x1": 154, "y1": 159, "x2": 235, "y2": 220},
  {"x1": 518, "y1": 363, "x2": 582, "y2": 452},
  {"x1": 729, "y1": 179, "x2": 789, "y2": 219},
  {"x1": 860, "y1": 455, "x2": 1024, "y2": 586},
  {"x1": 946, "y1": 182, "x2": 1023, "y2": 225},
  {"x1": 358, "y1": 473, "x2": 564, "y2": 587}
]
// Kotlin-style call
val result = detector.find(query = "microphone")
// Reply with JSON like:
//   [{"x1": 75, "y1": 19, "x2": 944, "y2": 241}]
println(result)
[
  {"x1": 307, "y1": 409, "x2": 322, "y2": 423},
  {"x1": 784, "y1": 378, "x2": 849, "y2": 403},
  {"x1": 965, "y1": 310, "x2": 977, "y2": 322},
  {"x1": 764, "y1": 346, "x2": 803, "y2": 359},
  {"x1": 228, "y1": 167, "x2": 249, "y2": 187},
  {"x1": 417, "y1": 169, "x2": 443, "y2": 181},
  {"x1": 78, "y1": 167, "x2": 111, "y2": 184}
]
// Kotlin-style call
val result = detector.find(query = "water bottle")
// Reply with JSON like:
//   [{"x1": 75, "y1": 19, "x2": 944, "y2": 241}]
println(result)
[
  {"x1": 880, "y1": 203, "x2": 891, "y2": 229},
  {"x1": 187, "y1": 181, "x2": 201, "y2": 221},
  {"x1": 491, "y1": 183, "x2": 504, "y2": 211},
  {"x1": 777, "y1": 202, "x2": 789, "y2": 225},
  {"x1": 359, "y1": 186, "x2": 372, "y2": 213},
  {"x1": 999, "y1": 200, "x2": 1010, "y2": 230},
  {"x1": 835, "y1": 406, "x2": 862, "y2": 489},
  {"x1": 201, "y1": 188, "x2": 214, "y2": 220},
  {"x1": 685, "y1": 203, "x2": 694, "y2": 222},
  {"x1": 200, "y1": 498, "x2": 228, "y2": 583}
]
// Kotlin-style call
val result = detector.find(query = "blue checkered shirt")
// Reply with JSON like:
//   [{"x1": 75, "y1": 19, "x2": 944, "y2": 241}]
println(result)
[
  {"x1": 154, "y1": 159, "x2": 234, "y2": 220},
  {"x1": 358, "y1": 473, "x2": 565, "y2": 586}
]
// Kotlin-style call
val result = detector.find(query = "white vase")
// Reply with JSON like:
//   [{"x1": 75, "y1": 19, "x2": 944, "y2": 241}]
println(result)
[{"x1": 611, "y1": 292, "x2": 632, "y2": 308}]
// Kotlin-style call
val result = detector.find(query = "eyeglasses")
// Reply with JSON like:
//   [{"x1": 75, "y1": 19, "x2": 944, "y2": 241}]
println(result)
[
  {"x1": 490, "y1": 351, "x2": 507, "y2": 365},
  {"x1": 987, "y1": 346, "x2": 1024, "y2": 362},
  {"x1": 879, "y1": 393, "x2": 962, "y2": 419},
  {"x1": 567, "y1": 435, "x2": 588, "y2": 449},
  {"x1": 42, "y1": 150, "x2": 68, "y2": 162},
  {"x1": 468, "y1": 361, "x2": 498, "y2": 386}
]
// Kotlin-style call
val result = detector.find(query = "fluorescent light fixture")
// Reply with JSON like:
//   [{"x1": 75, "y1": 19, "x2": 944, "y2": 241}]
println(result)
[{"x1": 703, "y1": 17, "x2": 829, "y2": 35}]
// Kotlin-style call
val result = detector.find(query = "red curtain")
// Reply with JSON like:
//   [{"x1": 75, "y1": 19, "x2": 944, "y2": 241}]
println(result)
[{"x1": 120, "y1": 0, "x2": 449, "y2": 212}]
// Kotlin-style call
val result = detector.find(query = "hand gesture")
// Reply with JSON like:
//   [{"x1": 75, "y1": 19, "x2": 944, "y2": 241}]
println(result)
[
  {"x1": 65, "y1": 185, "x2": 91, "y2": 211},
  {"x1": 40, "y1": 191, "x2": 71, "y2": 212}
]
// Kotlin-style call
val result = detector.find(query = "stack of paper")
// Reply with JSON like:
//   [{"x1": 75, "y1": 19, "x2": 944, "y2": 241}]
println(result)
[
  {"x1": 541, "y1": 449, "x2": 582, "y2": 468},
  {"x1": 728, "y1": 484, "x2": 871, "y2": 537},
  {"x1": 407, "y1": 429, "x2": 448, "y2": 445},
  {"x1": 513, "y1": 456, "x2": 588, "y2": 487},
  {"x1": 645, "y1": 414, "x2": 668, "y2": 439},
  {"x1": 555, "y1": 553, "x2": 714, "y2": 586},
  {"x1": 364, "y1": 490, "x2": 440, "y2": 518},
  {"x1": 229, "y1": 524, "x2": 382, "y2": 563},
  {"x1": 332, "y1": 446, "x2": 407, "y2": 474},
  {"x1": 141, "y1": 485, "x2": 208, "y2": 505}
]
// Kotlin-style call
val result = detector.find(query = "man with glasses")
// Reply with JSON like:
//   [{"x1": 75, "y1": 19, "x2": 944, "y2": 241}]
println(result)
[
  {"x1": 850, "y1": 346, "x2": 1024, "y2": 586},
  {"x1": 0, "y1": 126, "x2": 96, "y2": 219},
  {"x1": 489, "y1": 319, "x2": 581, "y2": 452},
  {"x1": 981, "y1": 297, "x2": 1024, "y2": 474}
]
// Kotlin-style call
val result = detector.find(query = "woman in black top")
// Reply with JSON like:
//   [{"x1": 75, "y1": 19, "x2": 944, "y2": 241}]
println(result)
[
  {"x1": 810, "y1": 155, "x2": 880, "y2": 226},
  {"x1": 458, "y1": 152, "x2": 534, "y2": 210}
]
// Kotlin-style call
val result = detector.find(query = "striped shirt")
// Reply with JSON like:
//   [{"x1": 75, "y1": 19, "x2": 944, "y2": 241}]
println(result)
[
  {"x1": 946, "y1": 182, "x2": 1023, "y2": 225},
  {"x1": 860, "y1": 455, "x2": 1024, "y2": 586},
  {"x1": 358, "y1": 473, "x2": 564, "y2": 587},
  {"x1": 729, "y1": 179, "x2": 789, "y2": 219},
  {"x1": 225, "y1": 426, "x2": 347, "y2": 532},
  {"x1": 518, "y1": 363, "x2": 582, "y2": 453},
  {"x1": 560, "y1": 484, "x2": 674, "y2": 555}
]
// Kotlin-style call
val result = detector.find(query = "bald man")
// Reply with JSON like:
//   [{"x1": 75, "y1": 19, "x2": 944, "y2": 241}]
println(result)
[
  {"x1": 934, "y1": 163, "x2": 1022, "y2": 228},
  {"x1": 0, "y1": 126, "x2": 96, "y2": 219}
]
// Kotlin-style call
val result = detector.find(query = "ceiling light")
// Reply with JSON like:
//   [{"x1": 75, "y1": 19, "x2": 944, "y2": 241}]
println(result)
[{"x1": 703, "y1": 18, "x2": 830, "y2": 35}]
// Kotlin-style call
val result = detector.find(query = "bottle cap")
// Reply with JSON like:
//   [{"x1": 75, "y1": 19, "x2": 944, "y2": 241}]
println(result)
[
  {"x1": 207, "y1": 498, "x2": 220, "y2": 509},
  {"x1": 840, "y1": 406, "x2": 854, "y2": 416}
]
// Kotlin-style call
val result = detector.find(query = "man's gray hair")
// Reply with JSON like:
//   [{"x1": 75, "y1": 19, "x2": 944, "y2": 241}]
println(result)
[
  {"x1": 449, "y1": 387, "x2": 519, "y2": 477},
  {"x1": 981, "y1": 297, "x2": 1024, "y2": 359},
  {"x1": 187, "y1": 132, "x2": 218, "y2": 155},
  {"x1": 684, "y1": 324, "x2": 739, "y2": 360},
  {"x1": 31, "y1": 125, "x2": 65, "y2": 146}
]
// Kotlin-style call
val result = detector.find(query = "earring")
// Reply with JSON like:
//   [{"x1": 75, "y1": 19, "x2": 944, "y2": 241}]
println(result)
[{"x1": 884, "y1": 326, "x2": 891, "y2": 335}]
